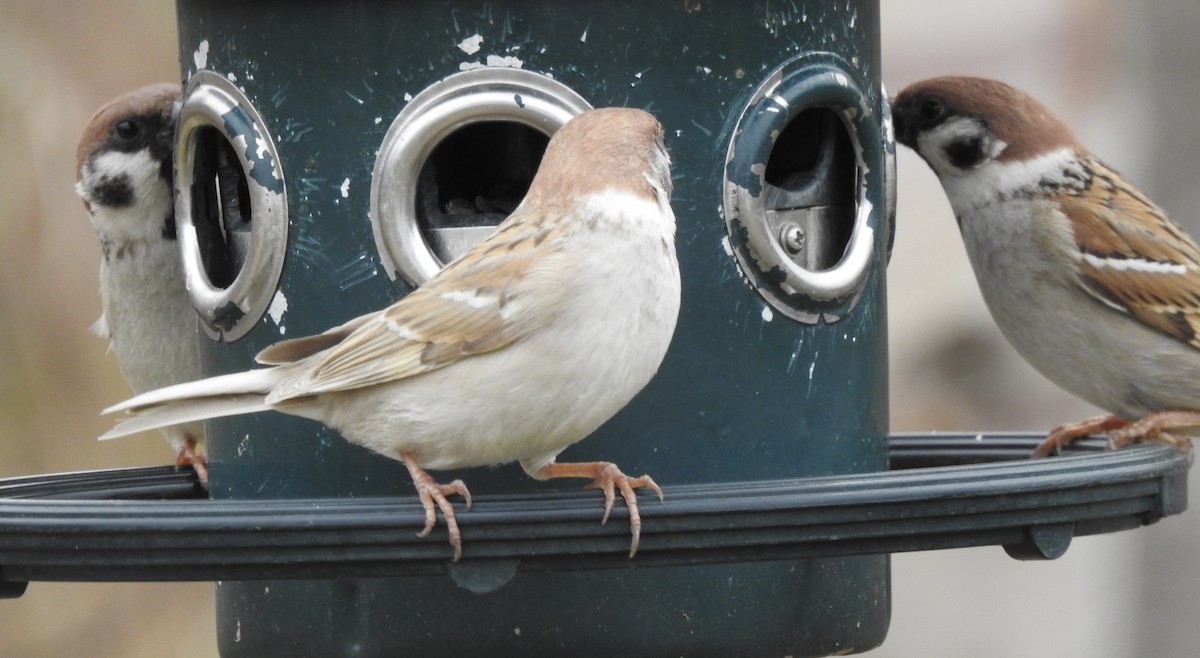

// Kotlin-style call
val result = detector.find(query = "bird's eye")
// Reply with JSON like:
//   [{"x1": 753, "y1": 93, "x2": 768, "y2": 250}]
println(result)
[
  {"x1": 114, "y1": 119, "x2": 142, "y2": 141},
  {"x1": 918, "y1": 99, "x2": 946, "y2": 124}
]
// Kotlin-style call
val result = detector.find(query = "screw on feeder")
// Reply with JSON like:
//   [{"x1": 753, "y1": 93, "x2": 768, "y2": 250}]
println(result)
[{"x1": 780, "y1": 223, "x2": 806, "y2": 255}]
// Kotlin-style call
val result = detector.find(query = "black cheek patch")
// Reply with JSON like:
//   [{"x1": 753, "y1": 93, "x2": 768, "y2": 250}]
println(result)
[
  {"x1": 945, "y1": 138, "x2": 987, "y2": 169},
  {"x1": 92, "y1": 174, "x2": 135, "y2": 209}
]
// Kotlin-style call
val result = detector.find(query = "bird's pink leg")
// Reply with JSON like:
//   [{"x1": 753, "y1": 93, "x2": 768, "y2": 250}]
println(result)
[
  {"x1": 175, "y1": 436, "x2": 209, "y2": 489},
  {"x1": 1034, "y1": 411, "x2": 1199, "y2": 458},
  {"x1": 1106, "y1": 411, "x2": 1200, "y2": 452},
  {"x1": 1033, "y1": 414, "x2": 1132, "y2": 458},
  {"x1": 532, "y1": 461, "x2": 663, "y2": 558},
  {"x1": 401, "y1": 453, "x2": 472, "y2": 562}
]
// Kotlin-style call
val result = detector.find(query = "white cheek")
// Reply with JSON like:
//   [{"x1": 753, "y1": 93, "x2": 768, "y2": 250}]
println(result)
[
  {"x1": 89, "y1": 149, "x2": 163, "y2": 192},
  {"x1": 83, "y1": 148, "x2": 173, "y2": 240},
  {"x1": 940, "y1": 147, "x2": 1080, "y2": 215}
]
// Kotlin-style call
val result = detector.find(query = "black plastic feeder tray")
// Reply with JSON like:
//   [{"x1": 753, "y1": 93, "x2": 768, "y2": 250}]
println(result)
[{"x1": 0, "y1": 432, "x2": 1188, "y2": 598}]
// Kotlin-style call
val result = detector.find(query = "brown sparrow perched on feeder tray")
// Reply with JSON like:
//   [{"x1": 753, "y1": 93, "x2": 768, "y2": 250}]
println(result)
[
  {"x1": 893, "y1": 76, "x2": 1200, "y2": 458},
  {"x1": 102, "y1": 107, "x2": 681, "y2": 561},
  {"x1": 77, "y1": 83, "x2": 209, "y2": 485}
]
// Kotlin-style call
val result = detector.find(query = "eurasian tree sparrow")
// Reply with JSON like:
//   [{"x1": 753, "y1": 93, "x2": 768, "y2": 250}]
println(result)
[
  {"x1": 102, "y1": 107, "x2": 681, "y2": 560},
  {"x1": 76, "y1": 83, "x2": 209, "y2": 484},
  {"x1": 893, "y1": 76, "x2": 1200, "y2": 457}
]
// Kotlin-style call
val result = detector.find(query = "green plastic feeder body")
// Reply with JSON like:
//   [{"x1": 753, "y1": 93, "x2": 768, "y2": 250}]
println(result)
[{"x1": 174, "y1": 1, "x2": 891, "y2": 655}]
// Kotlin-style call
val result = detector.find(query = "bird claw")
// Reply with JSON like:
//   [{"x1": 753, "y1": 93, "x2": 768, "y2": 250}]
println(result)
[
  {"x1": 1106, "y1": 411, "x2": 1200, "y2": 452},
  {"x1": 1158, "y1": 433, "x2": 1194, "y2": 453},
  {"x1": 1036, "y1": 411, "x2": 1200, "y2": 458},
  {"x1": 404, "y1": 455, "x2": 472, "y2": 562},
  {"x1": 413, "y1": 478, "x2": 471, "y2": 561},
  {"x1": 584, "y1": 463, "x2": 664, "y2": 557},
  {"x1": 1033, "y1": 414, "x2": 1129, "y2": 458},
  {"x1": 174, "y1": 439, "x2": 209, "y2": 489}
]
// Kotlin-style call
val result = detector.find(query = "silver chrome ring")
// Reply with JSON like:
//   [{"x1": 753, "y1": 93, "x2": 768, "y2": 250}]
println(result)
[
  {"x1": 175, "y1": 71, "x2": 288, "y2": 341},
  {"x1": 723, "y1": 54, "x2": 884, "y2": 323},
  {"x1": 370, "y1": 68, "x2": 591, "y2": 286}
]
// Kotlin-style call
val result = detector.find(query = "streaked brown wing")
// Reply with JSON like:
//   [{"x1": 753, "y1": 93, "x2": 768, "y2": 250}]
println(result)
[
  {"x1": 1060, "y1": 166, "x2": 1200, "y2": 350},
  {"x1": 268, "y1": 208, "x2": 571, "y2": 401},
  {"x1": 254, "y1": 313, "x2": 376, "y2": 365}
]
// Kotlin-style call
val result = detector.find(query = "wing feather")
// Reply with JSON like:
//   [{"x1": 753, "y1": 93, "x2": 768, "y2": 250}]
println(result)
[
  {"x1": 266, "y1": 209, "x2": 571, "y2": 403},
  {"x1": 1061, "y1": 161, "x2": 1200, "y2": 349},
  {"x1": 254, "y1": 313, "x2": 377, "y2": 364}
]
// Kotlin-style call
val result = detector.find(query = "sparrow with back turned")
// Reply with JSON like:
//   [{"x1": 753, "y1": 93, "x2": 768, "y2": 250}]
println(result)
[
  {"x1": 101, "y1": 107, "x2": 681, "y2": 560},
  {"x1": 76, "y1": 83, "x2": 209, "y2": 484},
  {"x1": 893, "y1": 76, "x2": 1200, "y2": 456}
]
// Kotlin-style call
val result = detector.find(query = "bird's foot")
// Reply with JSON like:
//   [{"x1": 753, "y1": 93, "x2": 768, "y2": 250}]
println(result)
[
  {"x1": 534, "y1": 461, "x2": 663, "y2": 558},
  {"x1": 1035, "y1": 411, "x2": 1200, "y2": 458},
  {"x1": 402, "y1": 453, "x2": 472, "y2": 562},
  {"x1": 1033, "y1": 414, "x2": 1131, "y2": 458},
  {"x1": 175, "y1": 439, "x2": 209, "y2": 489},
  {"x1": 1106, "y1": 411, "x2": 1200, "y2": 452}
]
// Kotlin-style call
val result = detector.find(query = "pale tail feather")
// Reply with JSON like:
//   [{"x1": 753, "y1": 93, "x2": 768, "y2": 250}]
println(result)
[
  {"x1": 100, "y1": 394, "x2": 273, "y2": 440},
  {"x1": 100, "y1": 367, "x2": 287, "y2": 440},
  {"x1": 104, "y1": 367, "x2": 285, "y2": 414}
]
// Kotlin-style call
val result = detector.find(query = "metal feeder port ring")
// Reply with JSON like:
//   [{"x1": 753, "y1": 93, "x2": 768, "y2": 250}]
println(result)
[
  {"x1": 370, "y1": 68, "x2": 592, "y2": 287},
  {"x1": 175, "y1": 70, "x2": 288, "y2": 342},
  {"x1": 723, "y1": 53, "x2": 889, "y2": 323}
]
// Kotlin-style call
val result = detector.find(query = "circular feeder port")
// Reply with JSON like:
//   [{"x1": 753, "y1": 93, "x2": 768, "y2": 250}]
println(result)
[
  {"x1": 370, "y1": 68, "x2": 591, "y2": 287},
  {"x1": 175, "y1": 71, "x2": 288, "y2": 341},
  {"x1": 723, "y1": 53, "x2": 890, "y2": 323}
]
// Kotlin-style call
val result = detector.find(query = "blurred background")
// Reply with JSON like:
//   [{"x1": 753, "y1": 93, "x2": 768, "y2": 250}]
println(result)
[
  {"x1": 881, "y1": 2, "x2": 1200, "y2": 657},
  {"x1": 0, "y1": 1, "x2": 1196, "y2": 656}
]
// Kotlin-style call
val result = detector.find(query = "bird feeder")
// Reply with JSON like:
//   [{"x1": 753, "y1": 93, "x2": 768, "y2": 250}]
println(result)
[{"x1": 0, "y1": 1, "x2": 1189, "y2": 657}]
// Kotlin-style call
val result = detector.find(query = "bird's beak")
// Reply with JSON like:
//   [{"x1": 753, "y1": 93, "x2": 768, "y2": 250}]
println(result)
[
  {"x1": 891, "y1": 101, "x2": 917, "y2": 149},
  {"x1": 157, "y1": 95, "x2": 184, "y2": 182}
]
